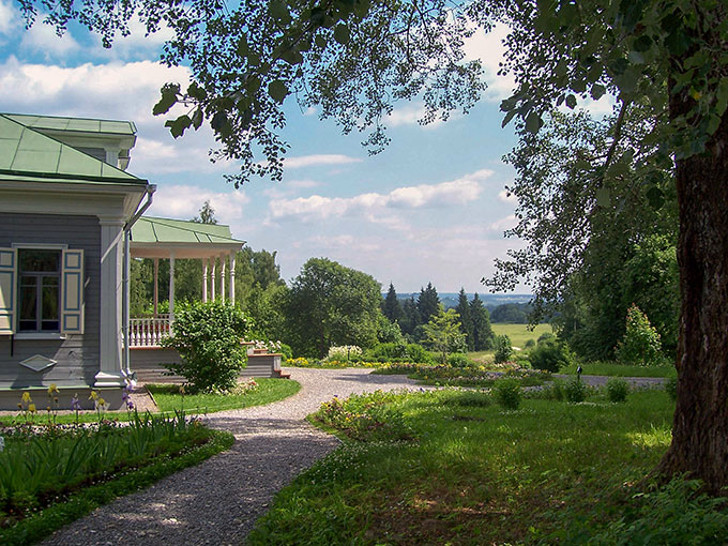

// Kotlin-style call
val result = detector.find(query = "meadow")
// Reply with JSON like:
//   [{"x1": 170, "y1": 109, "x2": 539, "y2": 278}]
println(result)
[{"x1": 248, "y1": 387, "x2": 728, "y2": 545}]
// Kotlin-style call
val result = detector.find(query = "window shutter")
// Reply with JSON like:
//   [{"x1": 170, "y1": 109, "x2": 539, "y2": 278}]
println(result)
[
  {"x1": 61, "y1": 249, "x2": 85, "y2": 335},
  {"x1": 0, "y1": 248, "x2": 17, "y2": 335}
]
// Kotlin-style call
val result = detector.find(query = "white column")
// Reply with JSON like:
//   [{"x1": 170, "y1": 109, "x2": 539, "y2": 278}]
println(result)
[
  {"x1": 95, "y1": 216, "x2": 126, "y2": 387},
  {"x1": 220, "y1": 254, "x2": 226, "y2": 301},
  {"x1": 202, "y1": 258, "x2": 209, "y2": 303},
  {"x1": 169, "y1": 252, "x2": 175, "y2": 319},
  {"x1": 210, "y1": 258, "x2": 216, "y2": 300},
  {"x1": 153, "y1": 258, "x2": 159, "y2": 316},
  {"x1": 229, "y1": 252, "x2": 236, "y2": 304}
]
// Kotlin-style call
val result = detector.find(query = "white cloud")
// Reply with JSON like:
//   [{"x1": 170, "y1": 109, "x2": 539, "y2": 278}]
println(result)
[
  {"x1": 488, "y1": 214, "x2": 517, "y2": 232},
  {"x1": 498, "y1": 189, "x2": 516, "y2": 203},
  {"x1": 147, "y1": 185, "x2": 250, "y2": 224},
  {"x1": 464, "y1": 24, "x2": 516, "y2": 102},
  {"x1": 0, "y1": 0, "x2": 18, "y2": 35},
  {"x1": 0, "y1": 57, "x2": 237, "y2": 176},
  {"x1": 19, "y1": 21, "x2": 81, "y2": 59},
  {"x1": 284, "y1": 154, "x2": 362, "y2": 169},
  {"x1": 269, "y1": 169, "x2": 492, "y2": 222}
]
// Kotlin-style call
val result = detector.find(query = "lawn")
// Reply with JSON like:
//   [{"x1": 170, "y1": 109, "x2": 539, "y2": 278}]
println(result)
[
  {"x1": 247, "y1": 387, "x2": 728, "y2": 545},
  {"x1": 491, "y1": 322, "x2": 553, "y2": 348},
  {"x1": 562, "y1": 361, "x2": 677, "y2": 378},
  {"x1": 147, "y1": 378, "x2": 301, "y2": 413}
]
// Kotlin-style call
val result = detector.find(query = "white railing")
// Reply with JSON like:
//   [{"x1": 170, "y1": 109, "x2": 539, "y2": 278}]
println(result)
[{"x1": 130, "y1": 315, "x2": 172, "y2": 348}]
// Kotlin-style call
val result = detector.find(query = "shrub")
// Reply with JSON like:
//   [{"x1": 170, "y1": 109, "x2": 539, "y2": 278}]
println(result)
[
  {"x1": 537, "y1": 332, "x2": 556, "y2": 345},
  {"x1": 564, "y1": 377, "x2": 587, "y2": 403},
  {"x1": 493, "y1": 335, "x2": 513, "y2": 364},
  {"x1": 615, "y1": 304, "x2": 663, "y2": 366},
  {"x1": 665, "y1": 376, "x2": 678, "y2": 402},
  {"x1": 540, "y1": 378, "x2": 566, "y2": 401},
  {"x1": 528, "y1": 342, "x2": 571, "y2": 372},
  {"x1": 606, "y1": 378, "x2": 630, "y2": 403},
  {"x1": 524, "y1": 339, "x2": 536, "y2": 349},
  {"x1": 326, "y1": 345, "x2": 363, "y2": 362},
  {"x1": 406, "y1": 343, "x2": 435, "y2": 364},
  {"x1": 494, "y1": 378, "x2": 521, "y2": 410},
  {"x1": 162, "y1": 300, "x2": 249, "y2": 393},
  {"x1": 589, "y1": 478, "x2": 728, "y2": 545},
  {"x1": 447, "y1": 352, "x2": 472, "y2": 367}
]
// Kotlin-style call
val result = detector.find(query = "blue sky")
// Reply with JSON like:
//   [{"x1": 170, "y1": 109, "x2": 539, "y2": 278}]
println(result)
[{"x1": 0, "y1": 3, "x2": 533, "y2": 293}]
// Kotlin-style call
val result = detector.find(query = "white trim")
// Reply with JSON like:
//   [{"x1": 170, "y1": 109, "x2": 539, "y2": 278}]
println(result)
[
  {"x1": 11, "y1": 243, "x2": 68, "y2": 250},
  {"x1": 14, "y1": 332, "x2": 67, "y2": 340}
]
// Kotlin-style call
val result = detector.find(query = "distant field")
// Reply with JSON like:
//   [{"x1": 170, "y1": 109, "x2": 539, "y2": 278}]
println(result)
[{"x1": 491, "y1": 322, "x2": 552, "y2": 348}]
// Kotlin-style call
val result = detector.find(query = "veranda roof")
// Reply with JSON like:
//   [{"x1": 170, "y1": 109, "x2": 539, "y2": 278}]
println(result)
[{"x1": 130, "y1": 216, "x2": 245, "y2": 259}]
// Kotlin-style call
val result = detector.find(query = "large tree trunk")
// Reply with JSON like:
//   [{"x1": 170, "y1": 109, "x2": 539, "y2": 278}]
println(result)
[{"x1": 658, "y1": 97, "x2": 728, "y2": 493}]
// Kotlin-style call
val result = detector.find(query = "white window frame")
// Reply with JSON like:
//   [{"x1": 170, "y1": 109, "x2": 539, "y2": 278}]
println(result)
[{"x1": 0, "y1": 244, "x2": 85, "y2": 338}]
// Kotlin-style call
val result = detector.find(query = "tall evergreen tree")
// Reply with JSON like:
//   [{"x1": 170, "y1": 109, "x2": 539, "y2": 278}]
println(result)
[
  {"x1": 382, "y1": 283, "x2": 403, "y2": 323},
  {"x1": 417, "y1": 283, "x2": 440, "y2": 324},
  {"x1": 400, "y1": 297, "x2": 421, "y2": 337},
  {"x1": 470, "y1": 293, "x2": 495, "y2": 351},
  {"x1": 455, "y1": 288, "x2": 474, "y2": 351}
]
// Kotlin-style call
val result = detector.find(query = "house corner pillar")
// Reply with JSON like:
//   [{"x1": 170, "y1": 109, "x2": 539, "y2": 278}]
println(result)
[
  {"x1": 229, "y1": 252, "x2": 236, "y2": 304},
  {"x1": 95, "y1": 216, "x2": 126, "y2": 387}
]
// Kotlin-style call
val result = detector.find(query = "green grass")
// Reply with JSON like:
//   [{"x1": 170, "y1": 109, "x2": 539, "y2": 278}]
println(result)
[
  {"x1": 562, "y1": 361, "x2": 677, "y2": 378},
  {"x1": 148, "y1": 378, "x2": 301, "y2": 413},
  {"x1": 491, "y1": 322, "x2": 553, "y2": 348},
  {"x1": 248, "y1": 388, "x2": 681, "y2": 545}
]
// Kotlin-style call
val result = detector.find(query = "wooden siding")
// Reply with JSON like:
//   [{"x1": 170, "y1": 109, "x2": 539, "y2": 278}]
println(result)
[{"x1": 0, "y1": 213, "x2": 100, "y2": 388}]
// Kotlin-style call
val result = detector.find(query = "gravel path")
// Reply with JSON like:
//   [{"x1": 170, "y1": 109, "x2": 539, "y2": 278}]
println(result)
[{"x1": 40, "y1": 368, "x2": 430, "y2": 546}]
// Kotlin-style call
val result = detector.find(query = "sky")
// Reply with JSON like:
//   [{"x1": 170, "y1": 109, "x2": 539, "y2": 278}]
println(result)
[{"x1": 0, "y1": 4, "x2": 532, "y2": 293}]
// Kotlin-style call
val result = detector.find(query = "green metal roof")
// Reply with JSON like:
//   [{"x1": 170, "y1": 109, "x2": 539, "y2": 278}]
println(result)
[
  {"x1": 4, "y1": 113, "x2": 136, "y2": 136},
  {"x1": 0, "y1": 114, "x2": 145, "y2": 184},
  {"x1": 132, "y1": 217, "x2": 245, "y2": 244}
]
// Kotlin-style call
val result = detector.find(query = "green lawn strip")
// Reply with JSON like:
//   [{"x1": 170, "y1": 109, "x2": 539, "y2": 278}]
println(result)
[
  {"x1": 249, "y1": 389, "x2": 678, "y2": 545},
  {"x1": 0, "y1": 429, "x2": 234, "y2": 546},
  {"x1": 0, "y1": 379, "x2": 300, "y2": 426},
  {"x1": 562, "y1": 361, "x2": 676, "y2": 378},
  {"x1": 148, "y1": 378, "x2": 300, "y2": 413}
]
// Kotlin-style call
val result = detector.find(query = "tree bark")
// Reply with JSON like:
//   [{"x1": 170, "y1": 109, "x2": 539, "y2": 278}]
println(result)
[{"x1": 658, "y1": 96, "x2": 728, "y2": 493}]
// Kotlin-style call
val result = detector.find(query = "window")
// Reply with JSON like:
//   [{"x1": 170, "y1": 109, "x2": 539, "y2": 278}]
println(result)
[
  {"x1": 0, "y1": 247, "x2": 84, "y2": 336},
  {"x1": 18, "y1": 249, "x2": 61, "y2": 332}
]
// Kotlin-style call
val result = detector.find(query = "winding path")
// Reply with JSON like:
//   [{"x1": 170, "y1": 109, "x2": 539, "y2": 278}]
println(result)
[{"x1": 41, "y1": 368, "x2": 430, "y2": 546}]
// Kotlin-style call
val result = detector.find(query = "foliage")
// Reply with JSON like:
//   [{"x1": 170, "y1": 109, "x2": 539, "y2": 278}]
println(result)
[
  {"x1": 528, "y1": 339, "x2": 572, "y2": 372},
  {"x1": 421, "y1": 307, "x2": 466, "y2": 364},
  {"x1": 665, "y1": 377, "x2": 678, "y2": 402},
  {"x1": 446, "y1": 352, "x2": 472, "y2": 368},
  {"x1": 561, "y1": 361, "x2": 676, "y2": 379},
  {"x1": 468, "y1": 293, "x2": 496, "y2": 350},
  {"x1": 493, "y1": 378, "x2": 522, "y2": 410},
  {"x1": 417, "y1": 283, "x2": 441, "y2": 326},
  {"x1": 564, "y1": 377, "x2": 588, "y2": 403},
  {"x1": 616, "y1": 304, "x2": 663, "y2": 366},
  {"x1": 493, "y1": 334, "x2": 513, "y2": 364},
  {"x1": 588, "y1": 478, "x2": 728, "y2": 545},
  {"x1": 606, "y1": 378, "x2": 630, "y2": 403},
  {"x1": 490, "y1": 302, "x2": 531, "y2": 324},
  {"x1": 381, "y1": 283, "x2": 403, "y2": 324},
  {"x1": 285, "y1": 258, "x2": 381, "y2": 358},
  {"x1": 0, "y1": 411, "x2": 217, "y2": 524},
  {"x1": 326, "y1": 345, "x2": 362, "y2": 362},
  {"x1": 0, "y1": 424, "x2": 232, "y2": 545},
  {"x1": 161, "y1": 300, "x2": 248, "y2": 393},
  {"x1": 251, "y1": 389, "x2": 675, "y2": 545},
  {"x1": 375, "y1": 314, "x2": 404, "y2": 345},
  {"x1": 312, "y1": 391, "x2": 413, "y2": 442}
]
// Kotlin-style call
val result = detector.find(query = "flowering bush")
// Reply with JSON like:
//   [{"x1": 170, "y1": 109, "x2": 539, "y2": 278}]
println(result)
[
  {"x1": 326, "y1": 345, "x2": 363, "y2": 362},
  {"x1": 314, "y1": 391, "x2": 414, "y2": 442}
]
